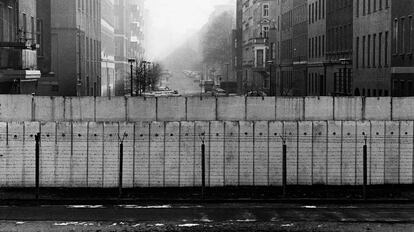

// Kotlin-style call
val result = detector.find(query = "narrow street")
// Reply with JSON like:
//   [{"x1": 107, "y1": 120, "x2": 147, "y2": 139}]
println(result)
[
  {"x1": 166, "y1": 71, "x2": 202, "y2": 96},
  {"x1": 0, "y1": 203, "x2": 413, "y2": 231}
]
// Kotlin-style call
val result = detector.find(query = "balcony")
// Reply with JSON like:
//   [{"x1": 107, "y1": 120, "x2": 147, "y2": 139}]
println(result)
[
  {"x1": 250, "y1": 37, "x2": 268, "y2": 45},
  {"x1": 0, "y1": 47, "x2": 40, "y2": 81}
]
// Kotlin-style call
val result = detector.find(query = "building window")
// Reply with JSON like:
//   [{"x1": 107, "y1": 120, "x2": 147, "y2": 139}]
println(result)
[
  {"x1": 362, "y1": 36, "x2": 366, "y2": 67},
  {"x1": 394, "y1": 18, "x2": 398, "y2": 54},
  {"x1": 409, "y1": 16, "x2": 413, "y2": 54},
  {"x1": 318, "y1": 0, "x2": 321, "y2": 19},
  {"x1": 22, "y1": 13, "x2": 27, "y2": 40},
  {"x1": 373, "y1": 34, "x2": 376, "y2": 67},
  {"x1": 379, "y1": 32, "x2": 382, "y2": 66},
  {"x1": 356, "y1": 0, "x2": 360, "y2": 17},
  {"x1": 385, "y1": 31, "x2": 389, "y2": 66},
  {"x1": 367, "y1": 34, "x2": 371, "y2": 67},
  {"x1": 262, "y1": 26, "x2": 269, "y2": 38},
  {"x1": 401, "y1": 17, "x2": 406, "y2": 54},
  {"x1": 322, "y1": 35, "x2": 325, "y2": 55},
  {"x1": 356, "y1": 37, "x2": 359, "y2": 68},
  {"x1": 263, "y1": 4, "x2": 269, "y2": 17},
  {"x1": 363, "y1": 0, "x2": 366, "y2": 16},
  {"x1": 36, "y1": 19, "x2": 43, "y2": 56},
  {"x1": 322, "y1": 0, "x2": 325, "y2": 18}
]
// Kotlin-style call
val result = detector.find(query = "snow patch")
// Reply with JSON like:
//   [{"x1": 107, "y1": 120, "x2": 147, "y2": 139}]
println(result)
[
  {"x1": 179, "y1": 223, "x2": 199, "y2": 227},
  {"x1": 117, "y1": 205, "x2": 172, "y2": 209},
  {"x1": 66, "y1": 205, "x2": 105, "y2": 209}
]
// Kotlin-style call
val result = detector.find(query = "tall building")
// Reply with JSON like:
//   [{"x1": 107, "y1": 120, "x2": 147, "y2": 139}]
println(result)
[
  {"x1": 51, "y1": 0, "x2": 101, "y2": 96},
  {"x1": 114, "y1": 0, "x2": 130, "y2": 96},
  {"x1": 101, "y1": 0, "x2": 115, "y2": 97},
  {"x1": 0, "y1": 0, "x2": 40, "y2": 94},
  {"x1": 353, "y1": 0, "x2": 414, "y2": 97},
  {"x1": 280, "y1": 0, "x2": 294, "y2": 95},
  {"x1": 390, "y1": 0, "x2": 414, "y2": 96},
  {"x1": 238, "y1": 0, "x2": 280, "y2": 95},
  {"x1": 307, "y1": 0, "x2": 327, "y2": 96}
]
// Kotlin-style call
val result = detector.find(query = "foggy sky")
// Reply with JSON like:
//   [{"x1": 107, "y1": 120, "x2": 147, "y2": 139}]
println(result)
[{"x1": 145, "y1": 0, "x2": 235, "y2": 61}]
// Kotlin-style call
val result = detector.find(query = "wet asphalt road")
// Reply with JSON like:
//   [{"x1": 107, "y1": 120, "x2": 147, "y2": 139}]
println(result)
[{"x1": 1, "y1": 203, "x2": 414, "y2": 223}]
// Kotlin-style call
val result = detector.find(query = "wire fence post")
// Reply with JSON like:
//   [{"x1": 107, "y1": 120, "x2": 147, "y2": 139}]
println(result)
[
  {"x1": 281, "y1": 136, "x2": 287, "y2": 198},
  {"x1": 119, "y1": 141, "x2": 124, "y2": 198},
  {"x1": 200, "y1": 133, "x2": 206, "y2": 200},
  {"x1": 35, "y1": 133, "x2": 41, "y2": 200},
  {"x1": 363, "y1": 135, "x2": 368, "y2": 200},
  {"x1": 118, "y1": 132, "x2": 127, "y2": 198}
]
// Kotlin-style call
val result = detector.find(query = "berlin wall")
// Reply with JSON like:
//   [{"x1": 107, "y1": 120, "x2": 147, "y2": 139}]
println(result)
[
  {"x1": 0, "y1": 120, "x2": 413, "y2": 188},
  {"x1": 2, "y1": 95, "x2": 414, "y2": 122}
]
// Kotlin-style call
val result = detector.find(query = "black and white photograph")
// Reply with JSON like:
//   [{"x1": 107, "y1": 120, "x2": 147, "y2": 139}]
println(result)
[{"x1": 0, "y1": 0, "x2": 413, "y2": 231}]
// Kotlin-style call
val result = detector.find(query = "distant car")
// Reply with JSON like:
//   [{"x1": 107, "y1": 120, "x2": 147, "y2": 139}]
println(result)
[
  {"x1": 213, "y1": 88, "x2": 227, "y2": 97},
  {"x1": 246, "y1": 91, "x2": 267, "y2": 97}
]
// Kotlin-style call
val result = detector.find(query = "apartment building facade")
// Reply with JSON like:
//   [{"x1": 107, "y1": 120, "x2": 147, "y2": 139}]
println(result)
[
  {"x1": 0, "y1": 0, "x2": 40, "y2": 94},
  {"x1": 238, "y1": 0, "x2": 279, "y2": 95},
  {"x1": 51, "y1": 0, "x2": 101, "y2": 96},
  {"x1": 101, "y1": 0, "x2": 115, "y2": 97}
]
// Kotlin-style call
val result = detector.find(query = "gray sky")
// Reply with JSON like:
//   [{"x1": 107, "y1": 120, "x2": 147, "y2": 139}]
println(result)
[{"x1": 145, "y1": 0, "x2": 234, "y2": 61}]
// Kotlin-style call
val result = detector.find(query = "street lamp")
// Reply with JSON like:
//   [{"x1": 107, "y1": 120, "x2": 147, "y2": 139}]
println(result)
[{"x1": 128, "y1": 58, "x2": 136, "y2": 96}]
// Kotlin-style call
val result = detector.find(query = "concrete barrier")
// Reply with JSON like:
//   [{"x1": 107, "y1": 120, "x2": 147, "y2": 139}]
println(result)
[
  {"x1": 55, "y1": 122, "x2": 71, "y2": 187},
  {"x1": 370, "y1": 121, "x2": 385, "y2": 185},
  {"x1": 103, "y1": 122, "x2": 119, "y2": 188},
  {"x1": 187, "y1": 97, "x2": 216, "y2": 121},
  {"x1": 0, "y1": 123, "x2": 6, "y2": 186},
  {"x1": 72, "y1": 122, "x2": 88, "y2": 187},
  {"x1": 400, "y1": 121, "x2": 413, "y2": 184},
  {"x1": 34, "y1": 97, "x2": 65, "y2": 122},
  {"x1": 96, "y1": 97, "x2": 126, "y2": 122},
  {"x1": 66, "y1": 97, "x2": 95, "y2": 122},
  {"x1": 23, "y1": 122, "x2": 39, "y2": 187},
  {"x1": 3, "y1": 119, "x2": 414, "y2": 189},
  {"x1": 179, "y1": 122, "x2": 195, "y2": 187},
  {"x1": 87, "y1": 122, "x2": 103, "y2": 188},
  {"x1": 239, "y1": 121, "x2": 253, "y2": 186},
  {"x1": 40, "y1": 122, "x2": 56, "y2": 187},
  {"x1": 356, "y1": 121, "x2": 370, "y2": 185},
  {"x1": 246, "y1": 97, "x2": 276, "y2": 121},
  {"x1": 134, "y1": 122, "x2": 150, "y2": 187},
  {"x1": 0, "y1": 95, "x2": 32, "y2": 122},
  {"x1": 157, "y1": 97, "x2": 186, "y2": 121},
  {"x1": 0, "y1": 123, "x2": 7, "y2": 186},
  {"x1": 392, "y1": 97, "x2": 414, "y2": 120},
  {"x1": 254, "y1": 121, "x2": 269, "y2": 186},
  {"x1": 224, "y1": 121, "x2": 239, "y2": 186},
  {"x1": 217, "y1": 96, "x2": 246, "y2": 121},
  {"x1": 364, "y1": 97, "x2": 392, "y2": 121},
  {"x1": 268, "y1": 121, "x2": 284, "y2": 186},
  {"x1": 312, "y1": 121, "x2": 328, "y2": 185},
  {"x1": 327, "y1": 121, "x2": 342, "y2": 185},
  {"x1": 127, "y1": 97, "x2": 157, "y2": 122},
  {"x1": 165, "y1": 122, "x2": 179, "y2": 187},
  {"x1": 209, "y1": 121, "x2": 224, "y2": 186},
  {"x1": 0, "y1": 95, "x2": 413, "y2": 122},
  {"x1": 284, "y1": 122, "x2": 298, "y2": 185},
  {"x1": 298, "y1": 121, "x2": 312, "y2": 185},
  {"x1": 149, "y1": 122, "x2": 165, "y2": 187},
  {"x1": 384, "y1": 121, "x2": 400, "y2": 184},
  {"x1": 119, "y1": 122, "x2": 134, "y2": 188},
  {"x1": 334, "y1": 97, "x2": 363, "y2": 121},
  {"x1": 305, "y1": 97, "x2": 334, "y2": 121},
  {"x1": 276, "y1": 98, "x2": 304, "y2": 121},
  {"x1": 194, "y1": 121, "x2": 210, "y2": 186}
]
